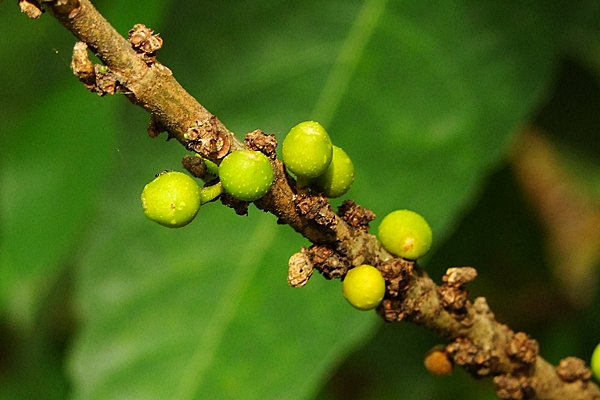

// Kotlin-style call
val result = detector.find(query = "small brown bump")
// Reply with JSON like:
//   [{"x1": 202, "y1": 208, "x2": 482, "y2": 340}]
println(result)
[
  {"x1": 307, "y1": 245, "x2": 349, "y2": 280},
  {"x1": 147, "y1": 116, "x2": 166, "y2": 138},
  {"x1": 556, "y1": 357, "x2": 592, "y2": 383},
  {"x1": 493, "y1": 374, "x2": 535, "y2": 400},
  {"x1": 295, "y1": 193, "x2": 336, "y2": 228},
  {"x1": 337, "y1": 200, "x2": 376, "y2": 230},
  {"x1": 245, "y1": 130, "x2": 277, "y2": 159},
  {"x1": 438, "y1": 284, "x2": 469, "y2": 311},
  {"x1": 94, "y1": 65, "x2": 120, "y2": 95},
  {"x1": 446, "y1": 337, "x2": 493, "y2": 377},
  {"x1": 379, "y1": 258, "x2": 413, "y2": 297},
  {"x1": 376, "y1": 298, "x2": 405, "y2": 322},
  {"x1": 214, "y1": 132, "x2": 231, "y2": 159},
  {"x1": 186, "y1": 117, "x2": 229, "y2": 159},
  {"x1": 219, "y1": 194, "x2": 249, "y2": 216},
  {"x1": 181, "y1": 155, "x2": 208, "y2": 180},
  {"x1": 128, "y1": 24, "x2": 163, "y2": 64},
  {"x1": 507, "y1": 332, "x2": 538, "y2": 366},
  {"x1": 68, "y1": 4, "x2": 81, "y2": 19}
]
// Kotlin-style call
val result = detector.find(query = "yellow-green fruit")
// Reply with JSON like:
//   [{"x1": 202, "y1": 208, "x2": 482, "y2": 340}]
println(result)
[
  {"x1": 311, "y1": 145, "x2": 354, "y2": 198},
  {"x1": 592, "y1": 343, "x2": 600, "y2": 381},
  {"x1": 342, "y1": 264, "x2": 386, "y2": 311},
  {"x1": 378, "y1": 209, "x2": 432, "y2": 260},
  {"x1": 219, "y1": 150, "x2": 274, "y2": 201},
  {"x1": 282, "y1": 121, "x2": 333, "y2": 179},
  {"x1": 141, "y1": 171, "x2": 201, "y2": 228}
]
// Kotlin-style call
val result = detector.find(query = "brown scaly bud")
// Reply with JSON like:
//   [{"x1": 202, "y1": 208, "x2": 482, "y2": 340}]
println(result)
[
  {"x1": 295, "y1": 193, "x2": 336, "y2": 229},
  {"x1": 493, "y1": 374, "x2": 536, "y2": 400},
  {"x1": 147, "y1": 115, "x2": 166, "y2": 138},
  {"x1": 287, "y1": 250, "x2": 313, "y2": 288},
  {"x1": 378, "y1": 257, "x2": 414, "y2": 297},
  {"x1": 307, "y1": 245, "x2": 349, "y2": 280},
  {"x1": 185, "y1": 117, "x2": 230, "y2": 160},
  {"x1": 337, "y1": 200, "x2": 376, "y2": 230},
  {"x1": 181, "y1": 155, "x2": 208, "y2": 180},
  {"x1": 128, "y1": 24, "x2": 163, "y2": 64},
  {"x1": 438, "y1": 267, "x2": 477, "y2": 315},
  {"x1": 71, "y1": 42, "x2": 95, "y2": 90},
  {"x1": 19, "y1": 0, "x2": 43, "y2": 19},
  {"x1": 245, "y1": 130, "x2": 278, "y2": 160},
  {"x1": 446, "y1": 337, "x2": 494, "y2": 377},
  {"x1": 556, "y1": 357, "x2": 592, "y2": 383},
  {"x1": 507, "y1": 332, "x2": 538, "y2": 367}
]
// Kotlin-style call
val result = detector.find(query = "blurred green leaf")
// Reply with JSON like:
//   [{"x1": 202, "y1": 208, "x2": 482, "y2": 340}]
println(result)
[
  {"x1": 0, "y1": 84, "x2": 118, "y2": 329},
  {"x1": 67, "y1": 118, "x2": 379, "y2": 400},
  {"x1": 3, "y1": 0, "x2": 600, "y2": 400},
  {"x1": 66, "y1": 1, "x2": 560, "y2": 399}
]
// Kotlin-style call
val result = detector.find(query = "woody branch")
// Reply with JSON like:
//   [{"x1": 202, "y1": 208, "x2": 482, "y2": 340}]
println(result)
[{"x1": 18, "y1": 0, "x2": 600, "y2": 399}]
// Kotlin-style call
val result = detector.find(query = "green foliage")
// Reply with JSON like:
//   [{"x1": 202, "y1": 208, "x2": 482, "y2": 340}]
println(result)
[{"x1": 2, "y1": 1, "x2": 600, "y2": 400}]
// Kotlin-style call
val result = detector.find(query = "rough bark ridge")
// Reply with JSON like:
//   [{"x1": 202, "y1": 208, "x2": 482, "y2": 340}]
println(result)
[{"x1": 20, "y1": 1, "x2": 600, "y2": 399}]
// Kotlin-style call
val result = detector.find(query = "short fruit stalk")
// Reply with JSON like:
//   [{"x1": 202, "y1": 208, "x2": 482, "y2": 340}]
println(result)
[{"x1": 199, "y1": 182, "x2": 223, "y2": 205}]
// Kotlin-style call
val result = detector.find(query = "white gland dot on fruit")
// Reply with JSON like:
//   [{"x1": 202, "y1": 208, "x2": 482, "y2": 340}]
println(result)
[
  {"x1": 219, "y1": 150, "x2": 274, "y2": 202},
  {"x1": 282, "y1": 121, "x2": 333, "y2": 179},
  {"x1": 311, "y1": 145, "x2": 355, "y2": 198}
]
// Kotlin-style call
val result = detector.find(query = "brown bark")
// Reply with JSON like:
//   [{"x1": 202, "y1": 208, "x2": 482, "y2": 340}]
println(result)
[{"x1": 25, "y1": 1, "x2": 600, "y2": 399}]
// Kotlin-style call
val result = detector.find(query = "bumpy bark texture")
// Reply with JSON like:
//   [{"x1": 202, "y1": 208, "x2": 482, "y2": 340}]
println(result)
[{"x1": 27, "y1": 1, "x2": 600, "y2": 399}]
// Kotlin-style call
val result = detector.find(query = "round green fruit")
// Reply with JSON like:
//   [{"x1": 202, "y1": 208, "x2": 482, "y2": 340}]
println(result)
[
  {"x1": 141, "y1": 171, "x2": 201, "y2": 228},
  {"x1": 219, "y1": 150, "x2": 274, "y2": 201},
  {"x1": 311, "y1": 145, "x2": 354, "y2": 198},
  {"x1": 378, "y1": 209, "x2": 433, "y2": 260},
  {"x1": 342, "y1": 264, "x2": 386, "y2": 311},
  {"x1": 282, "y1": 121, "x2": 333, "y2": 179},
  {"x1": 592, "y1": 343, "x2": 600, "y2": 381}
]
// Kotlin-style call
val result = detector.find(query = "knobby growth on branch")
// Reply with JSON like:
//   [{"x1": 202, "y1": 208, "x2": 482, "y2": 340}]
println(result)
[{"x1": 19, "y1": 0, "x2": 600, "y2": 399}]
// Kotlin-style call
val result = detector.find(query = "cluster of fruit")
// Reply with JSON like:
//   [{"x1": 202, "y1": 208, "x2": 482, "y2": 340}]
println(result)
[
  {"x1": 140, "y1": 120, "x2": 354, "y2": 228},
  {"x1": 140, "y1": 148, "x2": 273, "y2": 228},
  {"x1": 282, "y1": 121, "x2": 354, "y2": 198},
  {"x1": 140, "y1": 121, "x2": 434, "y2": 314},
  {"x1": 342, "y1": 209, "x2": 432, "y2": 311}
]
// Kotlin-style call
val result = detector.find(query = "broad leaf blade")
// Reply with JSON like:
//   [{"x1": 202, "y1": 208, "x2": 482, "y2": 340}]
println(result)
[{"x1": 68, "y1": 1, "x2": 557, "y2": 399}]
